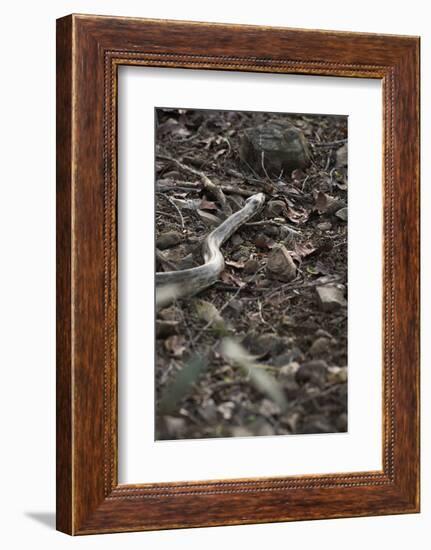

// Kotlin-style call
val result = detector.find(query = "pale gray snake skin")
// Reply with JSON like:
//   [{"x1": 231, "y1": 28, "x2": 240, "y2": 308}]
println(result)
[{"x1": 156, "y1": 193, "x2": 266, "y2": 308}]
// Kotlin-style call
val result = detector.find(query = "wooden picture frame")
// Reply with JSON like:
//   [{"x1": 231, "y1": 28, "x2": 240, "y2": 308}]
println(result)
[{"x1": 56, "y1": 14, "x2": 420, "y2": 535}]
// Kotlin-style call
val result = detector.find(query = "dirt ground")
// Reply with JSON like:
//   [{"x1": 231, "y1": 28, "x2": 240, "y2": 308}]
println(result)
[{"x1": 154, "y1": 107, "x2": 348, "y2": 440}]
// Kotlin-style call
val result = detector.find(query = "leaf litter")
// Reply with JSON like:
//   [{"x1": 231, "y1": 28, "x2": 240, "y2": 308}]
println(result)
[{"x1": 155, "y1": 108, "x2": 348, "y2": 440}]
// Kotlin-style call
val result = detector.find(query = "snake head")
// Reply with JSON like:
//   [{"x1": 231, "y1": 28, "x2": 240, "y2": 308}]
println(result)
[{"x1": 245, "y1": 192, "x2": 266, "y2": 212}]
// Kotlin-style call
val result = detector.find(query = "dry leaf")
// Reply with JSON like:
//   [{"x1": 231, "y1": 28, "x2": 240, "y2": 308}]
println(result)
[
  {"x1": 293, "y1": 241, "x2": 317, "y2": 260},
  {"x1": 164, "y1": 335, "x2": 186, "y2": 357},
  {"x1": 286, "y1": 205, "x2": 309, "y2": 224},
  {"x1": 225, "y1": 259, "x2": 245, "y2": 269},
  {"x1": 199, "y1": 198, "x2": 218, "y2": 211},
  {"x1": 254, "y1": 235, "x2": 275, "y2": 250},
  {"x1": 220, "y1": 271, "x2": 246, "y2": 288}
]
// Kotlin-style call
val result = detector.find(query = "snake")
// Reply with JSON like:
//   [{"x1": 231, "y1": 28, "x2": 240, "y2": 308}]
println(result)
[{"x1": 156, "y1": 192, "x2": 266, "y2": 308}]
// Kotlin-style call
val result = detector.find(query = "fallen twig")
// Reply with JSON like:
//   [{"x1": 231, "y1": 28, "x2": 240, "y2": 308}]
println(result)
[
  {"x1": 156, "y1": 179, "x2": 257, "y2": 198},
  {"x1": 156, "y1": 191, "x2": 185, "y2": 230},
  {"x1": 157, "y1": 153, "x2": 232, "y2": 215}
]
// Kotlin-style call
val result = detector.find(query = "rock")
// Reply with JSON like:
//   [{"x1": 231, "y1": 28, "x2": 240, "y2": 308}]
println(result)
[
  {"x1": 243, "y1": 258, "x2": 260, "y2": 274},
  {"x1": 231, "y1": 234, "x2": 244, "y2": 247},
  {"x1": 279, "y1": 225, "x2": 299, "y2": 246},
  {"x1": 279, "y1": 361, "x2": 301, "y2": 377},
  {"x1": 265, "y1": 200, "x2": 287, "y2": 218},
  {"x1": 263, "y1": 225, "x2": 280, "y2": 238},
  {"x1": 217, "y1": 401, "x2": 235, "y2": 420},
  {"x1": 299, "y1": 415, "x2": 336, "y2": 434},
  {"x1": 157, "y1": 118, "x2": 191, "y2": 140},
  {"x1": 227, "y1": 299, "x2": 244, "y2": 314},
  {"x1": 198, "y1": 399, "x2": 218, "y2": 423},
  {"x1": 230, "y1": 426, "x2": 253, "y2": 438},
  {"x1": 317, "y1": 221, "x2": 332, "y2": 231},
  {"x1": 163, "y1": 416, "x2": 186, "y2": 438},
  {"x1": 254, "y1": 234, "x2": 274, "y2": 250},
  {"x1": 336, "y1": 412, "x2": 348, "y2": 432},
  {"x1": 315, "y1": 191, "x2": 346, "y2": 215},
  {"x1": 239, "y1": 124, "x2": 311, "y2": 176},
  {"x1": 327, "y1": 366, "x2": 348, "y2": 384},
  {"x1": 281, "y1": 411, "x2": 301, "y2": 433},
  {"x1": 243, "y1": 332, "x2": 288, "y2": 357},
  {"x1": 272, "y1": 347, "x2": 304, "y2": 367},
  {"x1": 195, "y1": 300, "x2": 225, "y2": 330},
  {"x1": 316, "y1": 285, "x2": 347, "y2": 311},
  {"x1": 156, "y1": 320, "x2": 179, "y2": 339},
  {"x1": 309, "y1": 337, "x2": 331, "y2": 357},
  {"x1": 164, "y1": 335, "x2": 186, "y2": 357},
  {"x1": 156, "y1": 231, "x2": 182, "y2": 250},
  {"x1": 335, "y1": 207, "x2": 348, "y2": 221},
  {"x1": 247, "y1": 418, "x2": 275, "y2": 436},
  {"x1": 259, "y1": 398, "x2": 282, "y2": 417},
  {"x1": 335, "y1": 143, "x2": 348, "y2": 167},
  {"x1": 278, "y1": 362, "x2": 301, "y2": 394},
  {"x1": 158, "y1": 305, "x2": 180, "y2": 321},
  {"x1": 315, "y1": 328, "x2": 332, "y2": 339},
  {"x1": 266, "y1": 245, "x2": 297, "y2": 282},
  {"x1": 196, "y1": 209, "x2": 222, "y2": 226},
  {"x1": 231, "y1": 249, "x2": 248, "y2": 262},
  {"x1": 295, "y1": 360, "x2": 328, "y2": 386}
]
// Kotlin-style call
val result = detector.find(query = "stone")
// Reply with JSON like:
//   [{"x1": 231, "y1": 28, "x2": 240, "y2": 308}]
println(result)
[
  {"x1": 243, "y1": 332, "x2": 288, "y2": 357},
  {"x1": 239, "y1": 124, "x2": 311, "y2": 176},
  {"x1": 336, "y1": 412, "x2": 348, "y2": 432},
  {"x1": 315, "y1": 191, "x2": 346, "y2": 215},
  {"x1": 259, "y1": 398, "x2": 282, "y2": 417},
  {"x1": 335, "y1": 143, "x2": 348, "y2": 167},
  {"x1": 243, "y1": 258, "x2": 260, "y2": 274},
  {"x1": 247, "y1": 418, "x2": 275, "y2": 436},
  {"x1": 163, "y1": 416, "x2": 186, "y2": 438},
  {"x1": 198, "y1": 399, "x2": 218, "y2": 423},
  {"x1": 315, "y1": 328, "x2": 332, "y2": 339},
  {"x1": 263, "y1": 224, "x2": 280, "y2": 238},
  {"x1": 335, "y1": 207, "x2": 348, "y2": 221},
  {"x1": 156, "y1": 320, "x2": 179, "y2": 339},
  {"x1": 230, "y1": 426, "x2": 253, "y2": 438},
  {"x1": 309, "y1": 337, "x2": 331, "y2": 357},
  {"x1": 231, "y1": 234, "x2": 244, "y2": 247},
  {"x1": 279, "y1": 225, "x2": 299, "y2": 245},
  {"x1": 227, "y1": 299, "x2": 244, "y2": 314},
  {"x1": 327, "y1": 366, "x2": 348, "y2": 384},
  {"x1": 295, "y1": 360, "x2": 328, "y2": 386},
  {"x1": 317, "y1": 221, "x2": 332, "y2": 231},
  {"x1": 266, "y1": 245, "x2": 297, "y2": 282},
  {"x1": 279, "y1": 361, "x2": 301, "y2": 377},
  {"x1": 265, "y1": 200, "x2": 287, "y2": 218},
  {"x1": 272, "y1": 347, "x2": 304, "y2": 367},
  {"x1": 217, "y1": 401, "x2": 235, "y2": 420},
  {"x1": 316, "y1": 285, "x2": 347, "y2": 311},
  {"x1": 299, "y1": 415, "x2": 336, "y2": 434},
  {"x1": 194, "y1": 300, "x2": 225, "y2": 330},
  {"x1": 156, "y1": 230, "x2": 182, "y2": 250}
]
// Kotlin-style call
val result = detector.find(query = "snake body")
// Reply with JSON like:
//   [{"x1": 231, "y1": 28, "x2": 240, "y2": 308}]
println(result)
[{"x1": 156, "y1": 193, "x2": 266, "y2": 307}]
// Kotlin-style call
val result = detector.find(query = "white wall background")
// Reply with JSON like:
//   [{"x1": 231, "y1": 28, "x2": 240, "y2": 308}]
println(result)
[{"x1": 0, "y1": 1, "x2": 427, "y2": 548}]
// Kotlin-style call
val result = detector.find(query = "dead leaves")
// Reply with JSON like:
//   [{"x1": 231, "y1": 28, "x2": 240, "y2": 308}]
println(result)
[
  {"x1": 221, "y1": 339, "x2": 288, "y2": 412},
  {"x1": 314, "y1": 191, "x2": 346, "y2": 215},
  {"x1": 194, "y1": 300, "x2": 225, "y2": 329},
  {"x1": 155, "y1": 107, "x2": 348, "y2": 440},
  {"x1": 164, "y1": 335, "x2": 186, "y2": 358},
  {"x1": 198, "y1": 198, "x2": 218, "y2": 211},
  {"x1": 220, "y1": 270, "x2": 246, "y2": 288}
]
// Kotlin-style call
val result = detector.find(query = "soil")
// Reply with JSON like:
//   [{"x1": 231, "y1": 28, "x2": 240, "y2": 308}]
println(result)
[{"x1": 154, "y1": 107, "x2": 348, "y2": 440}]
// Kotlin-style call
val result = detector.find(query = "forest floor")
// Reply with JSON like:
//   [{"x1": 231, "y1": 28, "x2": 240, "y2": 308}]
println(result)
[{"x1": 154, "y1": 107, "x2": 348, "y2": 440}]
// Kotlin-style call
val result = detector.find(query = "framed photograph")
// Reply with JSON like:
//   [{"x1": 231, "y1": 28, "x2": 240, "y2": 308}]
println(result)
[{"x1": 56, "y1": 14, "x2": 420, "y2": 534}]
